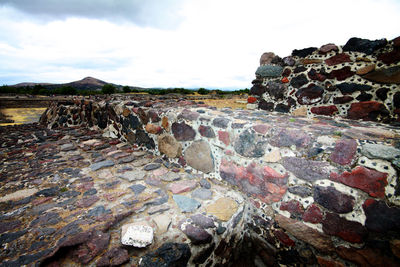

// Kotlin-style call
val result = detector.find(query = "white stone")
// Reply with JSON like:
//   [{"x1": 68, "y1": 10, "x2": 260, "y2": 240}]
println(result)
[
  {"x1": 119, "y1": 170, "x2": 147, "y2": 181},
  {"x1": 152, "y1": 214, "x2": 171, "y2": 234},
  {"x1": 0, "y1": 188, "x2": 38, "y2": 202},
  {"x1": 121, "y1": 224, "x2": 154, "y2": 247}
]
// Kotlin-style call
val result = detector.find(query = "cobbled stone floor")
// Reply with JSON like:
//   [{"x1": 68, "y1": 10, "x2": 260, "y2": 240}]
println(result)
[{"x1": 0, "y1": 123, "x2": 244, "y2": 266}]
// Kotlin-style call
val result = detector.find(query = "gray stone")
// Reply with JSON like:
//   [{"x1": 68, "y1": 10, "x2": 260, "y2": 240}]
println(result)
[
  {"x1": 282, "y1": 157, "x2": 329, "y2": 182},
  {"x1": 173, "y1": 195, "x2": 201, "y2": 213},
  {"x1": 255, "y1": 65, "x2": 283, "y2": 78},
  {"x1": 212, "y1": 117, "x2": 230, "y2": 129},
  {"x1": 147, "y1": 204, "x2": 170, "y2": 215},
  {"x1": 191, "y1": 188, "x2": 213, "y2": 200},
  {"x1": 184, "y1": 140, "x2": 214, "y2": 173},
  {"x1": 60, "y1": 143, "x2": 75, "y2": 151},
  {"x1": 90, "y1": 160, "x2": 114, "y2": 171},
  {"x1": 119, "y1": 170, "x2": 147, "y2": 181},
  {"x1": 234, "y1": 129, "x2": 267, "y2": 158},
  {"x1": 361, "y1": 143, "x2": 400, "y2": 160},
  {"x1": 160, "y1": 172, "x2": 181, "y2": 182},
  {"x1": 199, "y1": 178, "x2": 211, "y2": 189},
  {"x1": 144, "y1": 163, "x2": 161, "y2": 171},
  {"x1": 129, "y1": 184, "x2": 147, "y2": 195},
  {"x1": 139, "y1": 243, "x2": 191, "y2": 267}
]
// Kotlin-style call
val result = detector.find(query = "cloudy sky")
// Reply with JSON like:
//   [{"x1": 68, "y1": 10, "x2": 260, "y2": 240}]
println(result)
[{"x1": 0, "y1": 0, "x2": 399, "y2": 89}]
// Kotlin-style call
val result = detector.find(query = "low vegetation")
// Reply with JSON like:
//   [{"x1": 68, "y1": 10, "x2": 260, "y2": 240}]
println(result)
[{"x1": 0, "y1": 84, "x2": 249, "y2": 96}]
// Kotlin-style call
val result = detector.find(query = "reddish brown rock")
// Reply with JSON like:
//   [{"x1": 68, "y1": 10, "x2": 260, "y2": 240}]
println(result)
[
  {"x1": 169, "y1": 180, "x2": 198, "y2": 194},
  {"x1": 295, "y1": 84, "x2": 324, "y2": 105},
  {"x1": 145, "y1": 123, "x2": 162, "y2": 134},
  {"x1": 322, "y1": 213, "x2": 367, "y2": 243},
  {"x1": 252, "y1": 124, "x2": 270, "y2": 135},
  {"x1": 330, "y1": 166, "x2": 388, "y2": 198},
  {"x1": 300, "y1": 58, "x2": 323, "y2": 65},
  {"x1": 247, "y1": 96, "x2": 257, "y2": 103},
  {"x1": 330, "y1": 138, "x2": 357, "y2": 165},
  {"x1": 377, "y1": 47, "x2": 400, "y2": 65},
  {"x1": 303, "y1": 204, "x2": 323, "y2": 224},
  {"x1": 72, "y1": 231, "x2": 110, "y2": 264},
  {"x1": 198, "y1": 125, "x2": 215, "y2": 138},
  {"x1": 316, "y1": 256, "x2": 345, "y2": 267},
  {"x1": 172, "y1": 122, "x2": 196, "y2": 141},
  {"x1": 328, "y1": 66, "x2": 355, "y2": 81},
  {"x1": 220, "y1": 159, "x2": 287, "y2": 204},
  {"x1": 311, "y1": 105, "x2": 338, "y2": 116},
  {"x1": 280, "y1": 200, "x2": 304, "y2": 218},
  {"x1": 314, "y1": 186, "x2": 355, "y2": 213},
  {"x1": 273, "y1": 229, "x2": 295, "y2": 247},
  {"x1": 218, "y1": 131, "x2": 230, "y2": 146},
  {"x1": 319, "y1": 43, "x2": 338, "y2": 54},
  {"x1": 325, "y1": 53, "x2": 352, "y2": 66},
  {"x1": 362, "y1": 66, "x2": 400, "y2": 84},
  {"x1": 356, "y1": 64, "x2": 375, "y2": 75},
  {"x1": 276, "y1": 215, "x2": 334, "y2": 252},
  {"x1": 96, "y1": 247, "x2": 129, "y2": 266},
  {"x1": 336, "y1": 246, "x2": 398, "y2": 267},
  {"x1": 161, "y1": 116, "x2": 169, "y2": 130},
  {"x1": 394, "y1": 36, "x2": 400, "y2": 47},
  {"x1": 333, "y1": 96, "x2": 354, "y2": 104},
  {"x1": 308, "y1": 69, "x2": 327, "y2": 82},
  {"x1": 347, "y1": 101, "x2": 389, "y2": 121},
  {"x1": 362, "y1": 199, "x2": 400, "y2": 233}
]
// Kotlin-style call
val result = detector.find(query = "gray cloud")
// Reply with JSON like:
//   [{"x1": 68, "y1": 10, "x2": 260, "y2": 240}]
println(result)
[{"x1": 0, "y1": 0, "x2": 185, "y2": 29}]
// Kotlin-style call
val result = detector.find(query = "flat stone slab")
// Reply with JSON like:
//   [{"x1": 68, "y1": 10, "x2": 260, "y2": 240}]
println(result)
[
  {"x1": 121, "y1": 224, "x2": 154, "y2": 247},
  {"x1": 205, "y1": 197, "x2": 238, "y2": 221}
]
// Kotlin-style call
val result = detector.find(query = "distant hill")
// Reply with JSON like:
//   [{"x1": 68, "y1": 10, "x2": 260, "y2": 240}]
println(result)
[{"x1": 11, "y1": 77, "x2": 146, "y2": 92}]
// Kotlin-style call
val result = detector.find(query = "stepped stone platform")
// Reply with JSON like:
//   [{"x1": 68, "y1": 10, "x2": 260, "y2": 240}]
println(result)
[{"x1": 1, "y1": 96, "x2": 400, "y2": 266}]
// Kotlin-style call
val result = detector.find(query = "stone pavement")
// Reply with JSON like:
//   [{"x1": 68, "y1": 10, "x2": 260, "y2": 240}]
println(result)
[{"x1": 1, "y1": 97, "x2": 400, "y2": 266}]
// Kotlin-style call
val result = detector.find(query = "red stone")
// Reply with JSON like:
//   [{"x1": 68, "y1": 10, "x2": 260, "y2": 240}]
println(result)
[
  {"x1": 328, "y1": 66, "x2": 355, "y2": 81},
  {"x1": 325, "y1": 53, "x2": 352, "y2": 66},
  {"x1": 330, "y1": 166, "x2": 388, "y2": 198},
  {"x1": 336, "y1": 246, "x2": 399, "y2": 267},
  {"x1": 281, "y1": 77, "x2": 289, "y2": 83},
  {"x1": 330, "y1": 138, "x2": 357, "y2": 165},
  {"x1": 311, "y1": 105, "x2": 338, "y2": 116},
  {"x1": 347, "y1": 101, "x2": 389, "y2": 121},
  {"x1": 247, "y1": 96, "x2": 257, "y2": 103},
  {"x1": 316, "y1": 256, "x2": 345, "y2": 267},
  {"x1": 377, "y1": 47, "x2": 400, "y2": 64},
  {"x1": 322, "y1": 213, "x2": 367, "y2": 243},
  {"x1": 394, "y1": 36, "x2": 400, "y2": 47},
  {"x1": 303, "y1": 204, "x2": 323, "y2": 224},
  {"x1": 252, "y1": 124, "x2": 270, "y2": 134},
  {"x1": 218, "y1": 131, "x2": 230, "y2": 146},
  {"x1": 308, "y1": 69, "x2": 326, "y2": 82},
  {"x1": 274, "y1": 229, "x2": 295, "y2": 247},
  {"x1": 219, "y1": 159, "x2": 288, "y2": 204},
  {"x1": 280, "y1": 200, "x2": 304, "y2": 217}
]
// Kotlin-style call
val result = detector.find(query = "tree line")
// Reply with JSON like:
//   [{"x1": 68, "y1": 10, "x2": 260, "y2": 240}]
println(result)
[{"x1": 0, "y1": 84, "x2": 249, "y2": 96}]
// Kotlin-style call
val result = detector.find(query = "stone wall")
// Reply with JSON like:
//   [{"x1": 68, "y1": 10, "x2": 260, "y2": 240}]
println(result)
[
  {"x1": 250, "y1": 36, "x2": 400, "y2": 124},
  {"x1": 39, "y1": 96, "x2": 400, "y2": 266}
]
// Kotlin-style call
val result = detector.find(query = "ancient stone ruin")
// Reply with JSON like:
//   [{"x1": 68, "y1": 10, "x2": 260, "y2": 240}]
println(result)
[
  {"x1": 250, "y1": 36, "x2": 400, "y2": 124},
  {"x1": 0, "y1": 36, "x2": 400, "y2": 266}
]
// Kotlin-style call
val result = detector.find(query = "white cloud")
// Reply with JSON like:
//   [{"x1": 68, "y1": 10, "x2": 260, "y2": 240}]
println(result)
[{"x1": 0, "y1": 0, "x2": 399, "y2": 89}]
